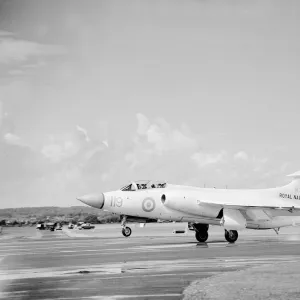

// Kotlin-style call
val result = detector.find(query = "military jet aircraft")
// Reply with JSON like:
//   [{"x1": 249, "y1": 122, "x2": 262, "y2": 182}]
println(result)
[{"x1": 77, "y1": 172, "x2": 300, "y2": 243}]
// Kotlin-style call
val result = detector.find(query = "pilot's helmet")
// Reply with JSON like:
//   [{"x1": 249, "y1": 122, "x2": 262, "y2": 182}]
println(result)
[{"x1": 131, "y1": 182, "x2": 138, "y2": 191}]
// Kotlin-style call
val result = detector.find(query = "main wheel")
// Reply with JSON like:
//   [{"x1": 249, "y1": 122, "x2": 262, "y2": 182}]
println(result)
[
  {"x1": 122, "y1": 226, "x2": 132, "y2": 237},
  {"x1": 195, "y1": 231, "x2": 208, "y2": 242},
  {"x1": 225, "y1": 230, "x2": 238, "y2": 243}
]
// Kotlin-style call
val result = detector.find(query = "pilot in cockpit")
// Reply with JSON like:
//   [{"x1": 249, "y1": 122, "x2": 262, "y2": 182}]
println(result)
[{"x1": 131, "y1": 182, "x2": 138, "y2": 191}]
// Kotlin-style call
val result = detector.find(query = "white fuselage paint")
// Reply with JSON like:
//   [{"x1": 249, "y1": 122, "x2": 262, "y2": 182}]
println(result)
[{"x1": 101, "y1": 178, "x2": 300, "y2": 230}]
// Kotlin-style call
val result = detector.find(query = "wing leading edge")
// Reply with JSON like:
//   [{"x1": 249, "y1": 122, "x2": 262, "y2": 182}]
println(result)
[{"x1": 198, "y1": 200, "x2": 300, "y2": 212}]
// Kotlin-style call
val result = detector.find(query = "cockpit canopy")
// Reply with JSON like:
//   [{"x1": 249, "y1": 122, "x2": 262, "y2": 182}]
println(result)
[{"x1": 120, "y1": 180, "x2": 167, "y2": 191}]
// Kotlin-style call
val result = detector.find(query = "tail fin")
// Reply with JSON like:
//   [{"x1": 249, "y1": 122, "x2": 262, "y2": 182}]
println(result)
[{"x1": 281, "y1": 171, "x2": 300, "y2": 193}]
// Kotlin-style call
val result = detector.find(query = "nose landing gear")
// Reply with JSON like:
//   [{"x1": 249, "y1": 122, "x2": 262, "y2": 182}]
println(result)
[
  {"x1": 122, "y1": 226, "x2": 132, "y2": 237},
  {"x1": 121, "y1": 215, "x2": 132, "y2": 237}
]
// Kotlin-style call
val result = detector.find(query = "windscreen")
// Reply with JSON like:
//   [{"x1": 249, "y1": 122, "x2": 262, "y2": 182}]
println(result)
[{"x1": 120, "y1": 181, "x2": 167, "y2": 191}]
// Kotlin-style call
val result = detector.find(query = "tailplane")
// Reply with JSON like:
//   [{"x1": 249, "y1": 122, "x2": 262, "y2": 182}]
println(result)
[{"x1": 287, "y1": 171, "x2": 300, "y2": 180}]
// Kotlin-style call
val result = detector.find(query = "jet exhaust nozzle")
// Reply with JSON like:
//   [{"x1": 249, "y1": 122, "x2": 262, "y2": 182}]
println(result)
[{"x1": 76, "y1": 193, "x2": 105, "y2": 209}]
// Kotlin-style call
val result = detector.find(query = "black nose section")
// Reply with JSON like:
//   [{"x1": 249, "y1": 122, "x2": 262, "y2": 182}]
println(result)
[{"x1": 76, "y1": 193, "x2": 105, "y2": 209}]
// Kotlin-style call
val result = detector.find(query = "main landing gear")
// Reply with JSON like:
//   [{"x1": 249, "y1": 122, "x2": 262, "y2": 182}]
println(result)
[
  {"x1": 121, "y1": 215, "x2": 132, "y2": 237},
  {"x1": 191, "y1": 223, "x2": 239, "y2": 243},
  {"x1": 224, "y1": 229, "x2": 238, "y2": 243},
  {"x1": 193, "y1": 223, "x2": 209, "y2": 242}
]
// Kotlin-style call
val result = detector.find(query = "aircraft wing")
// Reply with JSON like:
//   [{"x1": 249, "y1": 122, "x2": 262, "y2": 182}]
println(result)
[
  {"x1": 196, "y1": 201, "x2": 300, "y2": 230},
  {"x1": 199, "y1": 200, "x2": 300, "y2": 212}
]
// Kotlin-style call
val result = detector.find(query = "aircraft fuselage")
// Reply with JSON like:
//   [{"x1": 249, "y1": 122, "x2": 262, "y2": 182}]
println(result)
[{"x1": 77, "y1": 175, "x2": 300, "y2": 242}]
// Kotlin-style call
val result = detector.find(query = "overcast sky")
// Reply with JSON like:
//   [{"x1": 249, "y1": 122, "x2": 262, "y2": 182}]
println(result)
[{"x1": 0, "y1": 0, "x2": 299, "y2": 208}]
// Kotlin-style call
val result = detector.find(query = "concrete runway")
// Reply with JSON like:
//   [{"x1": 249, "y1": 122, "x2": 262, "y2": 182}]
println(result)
[{"x1": 1, "y1": 224, "x2": 300, "y2": 300}]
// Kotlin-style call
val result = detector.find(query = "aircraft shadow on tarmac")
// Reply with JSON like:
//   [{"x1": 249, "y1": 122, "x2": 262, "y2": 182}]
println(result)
[
  {"x1": 195, "y1": 241, "x2": 238, "y2": 248},
  {"x1": 185, "y1": 240, "x2": 235, "y2": 244},
  {"x1": 150, "y1": 240, "x2": 238, "y2": 248}
]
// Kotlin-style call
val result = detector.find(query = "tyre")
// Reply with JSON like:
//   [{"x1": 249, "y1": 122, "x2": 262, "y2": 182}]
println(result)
[
  {"x1": 122, "y1": 226, "x2": 132, "y2": 237},
  {"x1": 195, "y1": 231, "x2": 208, "y2": 242},
  {"x1": 225, "y1": 230, "x2": 238, "y2": 243}
]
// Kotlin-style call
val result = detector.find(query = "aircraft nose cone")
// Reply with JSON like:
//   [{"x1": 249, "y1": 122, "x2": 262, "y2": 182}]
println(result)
[{"x1": 76, "y1": 193, "x2": 105, "y2": 209}]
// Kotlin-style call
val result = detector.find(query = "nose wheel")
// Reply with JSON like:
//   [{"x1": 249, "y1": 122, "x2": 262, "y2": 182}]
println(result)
[
  {"x1": 122, "y1": 226, "x2": 132, "y2": 237},
  {"x1": 121, "y1": 215, "x2": 132, "y2": 237}
]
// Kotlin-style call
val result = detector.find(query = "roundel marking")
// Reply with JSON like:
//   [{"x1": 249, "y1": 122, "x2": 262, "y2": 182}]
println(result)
[{"x1": 142, "y1": 197, "x2": 156, "y2": 212}]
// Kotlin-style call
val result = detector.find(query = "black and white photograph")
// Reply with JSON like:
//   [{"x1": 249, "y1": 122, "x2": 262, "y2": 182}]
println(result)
[{"x1": 1, "y1": 1, "x2": 300, "y2": 299}]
